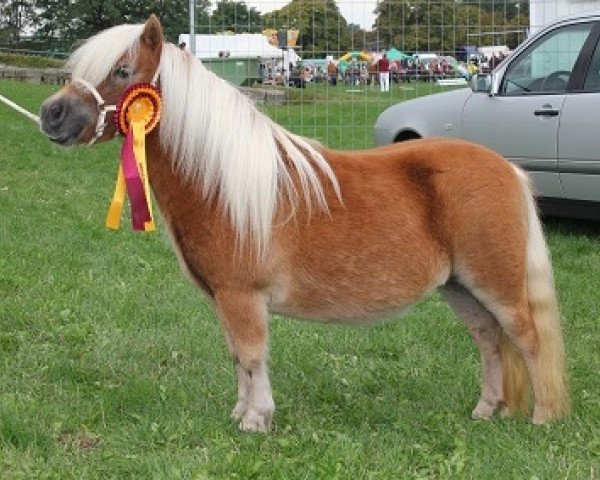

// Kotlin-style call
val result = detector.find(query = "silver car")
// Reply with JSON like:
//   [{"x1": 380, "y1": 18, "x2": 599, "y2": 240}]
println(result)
[{"x1": 374, "y1": 11, "x2": 600, "y2": 219}]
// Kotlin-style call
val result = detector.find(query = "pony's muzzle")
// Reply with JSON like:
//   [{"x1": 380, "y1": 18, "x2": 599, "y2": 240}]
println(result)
[
  {"x1": 41, "y1": 99, "x2": 69, "y2": 128},
  {"x1": 40, "y1": 95, "x2": 89, "y2": 146}
]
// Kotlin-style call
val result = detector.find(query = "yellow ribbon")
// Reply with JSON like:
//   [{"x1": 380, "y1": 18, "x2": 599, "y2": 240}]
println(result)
[
  {"x1": 105, "y1": 120, "x2": 155, "y2": 232},
  {"x1": 133, "y1": 120, "x2": 155, "y2": 231},
  {"x1": 105, "y1": 163, "x2": 126, "y2": 230}
]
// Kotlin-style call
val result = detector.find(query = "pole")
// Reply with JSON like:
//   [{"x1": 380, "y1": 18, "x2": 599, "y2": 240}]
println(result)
[{"x1": 189, "y1": 0, "x2": 196, "y2": 56}]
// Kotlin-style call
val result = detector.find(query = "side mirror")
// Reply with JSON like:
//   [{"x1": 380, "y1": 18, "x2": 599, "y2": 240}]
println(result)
[{"x1": 471, "y1": 73, "x2": 492, "y2": 93}]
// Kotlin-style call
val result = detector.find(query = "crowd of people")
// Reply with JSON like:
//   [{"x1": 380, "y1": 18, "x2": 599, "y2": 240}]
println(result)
[
  {"x1": 259, "y1": 50, "x2": 510, "y2": 91},
  {"x1": 323, "y1": 54, "x2": 461, "y2": 90}
]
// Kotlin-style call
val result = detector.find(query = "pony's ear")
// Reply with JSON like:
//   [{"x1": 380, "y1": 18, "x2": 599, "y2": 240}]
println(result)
[{"x1": 142, "y1": 15, "x2": 163, "y2": 51}]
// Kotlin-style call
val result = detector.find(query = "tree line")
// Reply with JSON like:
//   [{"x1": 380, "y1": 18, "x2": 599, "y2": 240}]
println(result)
[
  {"x1": 372, "y1": 0, "x2": 529, "y2": 54},
  {"x1": 0, "y1": 0, "x2": 529, "y2": 57}
]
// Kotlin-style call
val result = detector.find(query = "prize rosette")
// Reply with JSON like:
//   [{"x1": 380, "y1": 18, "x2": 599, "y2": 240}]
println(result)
[
  {"x1": 105, "y1": 83, "x2": 162, "y2": 232},
  {"x1": 114, "y1": 83, "x2": 162, "y2": 136}
]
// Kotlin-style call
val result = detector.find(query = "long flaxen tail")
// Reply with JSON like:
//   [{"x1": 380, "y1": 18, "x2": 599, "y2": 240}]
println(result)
[{"x1": 501, "y1": 167, "x2": 570, "y2": 421}]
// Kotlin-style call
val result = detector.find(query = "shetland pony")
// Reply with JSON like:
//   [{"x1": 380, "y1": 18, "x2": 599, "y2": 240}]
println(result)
[{"x1": 40, "y1": 16, "x2": 569, "y2": 432}]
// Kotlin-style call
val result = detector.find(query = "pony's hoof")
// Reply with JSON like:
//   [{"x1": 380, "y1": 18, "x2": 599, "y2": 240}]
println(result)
[
  {"x1": 231, "y1": 401, "x2": 247, "y2": 421},
  {"x1": 238, "y1": 409, "x2": 272, "y2": 433},
  {"x1": 470, "y1": 410, "x2": 493, "y2": 420},
  {"x1": 470, "y1": 399, "x2": 498, "y2": 420},
  {"x1": 532, "y1": 407, "x2": 553, "y2": 425}
]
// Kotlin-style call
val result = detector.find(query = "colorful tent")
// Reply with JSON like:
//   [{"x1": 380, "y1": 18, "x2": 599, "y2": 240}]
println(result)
[
  {"x1": 337, "y1": 59, "x2": 348, "y2": 74},
  {"x1": 386, "y1": 48, "x2": 408, "y2": 61},
  {"x1": 340, "y1": 51, "x2": 372, "y2": 61}
]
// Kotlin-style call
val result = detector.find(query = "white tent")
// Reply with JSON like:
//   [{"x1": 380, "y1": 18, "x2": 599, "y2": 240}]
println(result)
[
  {"x1": 477, "y1": 45, "x2": 510, "y2": 58},
  {"x1": 178, "y1": 33, "x2": 299, "y2": 63}
]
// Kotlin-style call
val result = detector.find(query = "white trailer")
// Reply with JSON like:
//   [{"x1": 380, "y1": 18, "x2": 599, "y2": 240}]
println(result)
[{"x1": 530, "y1": 0, "x2": 600, "y2": 35}]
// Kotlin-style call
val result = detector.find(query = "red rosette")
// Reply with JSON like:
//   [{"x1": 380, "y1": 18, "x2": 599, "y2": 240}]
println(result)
[{"x1": 114, "y1": 83, "x2": 162, "y2": 136}]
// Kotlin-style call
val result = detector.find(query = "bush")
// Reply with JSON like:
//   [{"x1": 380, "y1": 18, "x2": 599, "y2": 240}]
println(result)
[{"x1": 0, "y1": 52, "x2": 65, "y2": 69}]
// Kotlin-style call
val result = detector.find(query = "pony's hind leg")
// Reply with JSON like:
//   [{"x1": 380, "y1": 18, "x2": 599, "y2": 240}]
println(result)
[
  {"x1": 490, "y1": 302, "x2": 566, "y2": 424},
  {"x1": 215, "y1": 290, "x2": 275, "y2": 433},
  {"x1": 441, "y1": 283, "x2": 504, "y2": 419}
]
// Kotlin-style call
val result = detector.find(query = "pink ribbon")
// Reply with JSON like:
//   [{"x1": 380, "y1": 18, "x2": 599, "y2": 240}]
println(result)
[{"x1": 121, "y1": 128, "x2": 151, "y2": 231}]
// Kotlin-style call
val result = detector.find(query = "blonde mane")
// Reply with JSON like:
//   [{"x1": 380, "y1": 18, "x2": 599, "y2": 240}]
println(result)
[
  {"x1": 67, "y1": 24, "x2": 145, "y2": 86},
  {"x1": 67, "y1": 25, "x2": 340, "y2": 252}
]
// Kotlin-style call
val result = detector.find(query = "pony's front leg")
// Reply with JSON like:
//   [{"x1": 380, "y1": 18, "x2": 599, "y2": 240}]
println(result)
[
  {"x1": 215, "y1": 290, "x2": 274, "y2": 433},
  {"x1": 217, "y1": 322, "x2": 251, "y2": 421}
]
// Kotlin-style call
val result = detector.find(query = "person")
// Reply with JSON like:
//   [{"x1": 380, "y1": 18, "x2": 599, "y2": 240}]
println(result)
[
  {"x1": 377, "y1": 52, "x2": 390, "y2": 92},
  {"x1": 360, "y1": 64, "x2": 368, "y2": 85},
  {"x1": 467, "y1": 56, "x2": 479, "y2": 78},
  {"x1": 489, "y1": 53, "x2": 500, "y2": 70},
  {"x1": 327, "y1": 61, "x2": 338, "y2": 86},
  {"x1": 368, "y1": 62, "x2": 377, "y2": 89}
]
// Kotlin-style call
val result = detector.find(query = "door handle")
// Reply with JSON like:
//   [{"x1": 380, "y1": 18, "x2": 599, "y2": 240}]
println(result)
[{"x1": 534, "y1": 108, "x2": 560, "y2": 117}]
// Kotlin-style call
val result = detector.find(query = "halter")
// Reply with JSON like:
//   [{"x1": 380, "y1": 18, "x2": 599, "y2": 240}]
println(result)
[{"x1": 72, "y1": 69, "x2": 160, "y2": 145}]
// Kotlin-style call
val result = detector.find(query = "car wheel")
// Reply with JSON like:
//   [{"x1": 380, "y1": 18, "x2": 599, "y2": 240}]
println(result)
[{"x1": 394, "y1": 130, "x2": 421, "y2": 142}]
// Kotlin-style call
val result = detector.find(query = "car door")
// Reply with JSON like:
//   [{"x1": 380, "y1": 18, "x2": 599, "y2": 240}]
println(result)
[
  {"x1": 558, "y1": 23, "x2": 600, "y2": 202},
  {"x1": 461, "y1": 21, "x2": 597, "y2": 198}
]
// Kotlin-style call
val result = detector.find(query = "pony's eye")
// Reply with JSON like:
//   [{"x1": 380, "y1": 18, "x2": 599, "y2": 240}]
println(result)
[{"x1": 114, "y1": 66, "x2": 131, "y2": 79}]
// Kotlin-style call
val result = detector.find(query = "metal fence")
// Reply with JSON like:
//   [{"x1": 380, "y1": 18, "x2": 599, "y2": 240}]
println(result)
[
  {"x1": 187, "y1": 1, "x2": 534, "y2": 148},
  {"x1": 2, "y1": 0, "x2": 600, "y2": 148}
]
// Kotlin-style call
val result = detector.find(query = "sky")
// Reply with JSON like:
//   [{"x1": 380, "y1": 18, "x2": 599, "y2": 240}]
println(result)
[{"x1": 216, "y1": 1, "x2": 378, "y2": 30}]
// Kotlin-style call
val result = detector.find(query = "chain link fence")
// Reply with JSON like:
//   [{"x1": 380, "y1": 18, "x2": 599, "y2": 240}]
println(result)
[{"x1": 3, "y1": 1, "x2": 600, "y2": 147}]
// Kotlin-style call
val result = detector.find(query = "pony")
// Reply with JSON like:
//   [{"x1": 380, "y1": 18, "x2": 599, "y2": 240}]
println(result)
[{"x1": 40, "y1": 16, "x2": 569, "y2": 432}]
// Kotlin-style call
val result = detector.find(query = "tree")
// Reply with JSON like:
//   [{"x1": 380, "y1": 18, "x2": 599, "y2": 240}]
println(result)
[
  {"x1": 210, "y1": 0, "x2": 262, "y2": 34},
  {"x1": 123, "y1": 0, "x2": 212, "y2": 42},
  {"x1": 264, "y1": 0, "x2": 351, "y2": 57},
  {"x1": 480, "y1": 0, "x2": 529, "y2": 22},
  {"x1": 373, "y1": 0, "x2": 529, "y2": 53},
  {"x1": 0, "y1": 0, "x2": 34, "y2": 44},
  {"x1": 30, "y1": 0, "x2": 211, "y2": 51},
  {"x1": 347, "y1": 24, "x2": 379, "y2": 52}
]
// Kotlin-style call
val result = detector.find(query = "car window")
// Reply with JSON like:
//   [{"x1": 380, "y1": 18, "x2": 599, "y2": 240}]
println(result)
[
  {"x1": 584, "y1": 35, "x2": 600, "y2": 91},
  {"x1": 501, "y1": 22, "x2": 594, "y2": 95}
]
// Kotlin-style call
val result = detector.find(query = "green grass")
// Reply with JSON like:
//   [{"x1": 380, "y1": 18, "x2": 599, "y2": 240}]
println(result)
[
  {"x1": 1, "y1": 79, "x2": 599, "y2": 478},
  {"x1": 264, "y1": 81, "x2": 461, "y2": 150}
]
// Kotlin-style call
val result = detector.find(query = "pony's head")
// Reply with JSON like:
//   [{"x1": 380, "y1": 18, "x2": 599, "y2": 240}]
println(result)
[
  {"x1": 40, "y1": 15, "x2": 340, "y2": 253},
  {"x1": 40, "y1": 16, "x2": 163, "y2": 146}
]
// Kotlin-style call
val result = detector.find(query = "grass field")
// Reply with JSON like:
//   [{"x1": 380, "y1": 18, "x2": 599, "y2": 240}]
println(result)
[
  {"x1": 1, "y1": 79, "x2": 599, "y2": 479},
  {"x1": 263, "y1": 81, "x2": 459, "y2": 150}
]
